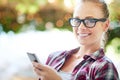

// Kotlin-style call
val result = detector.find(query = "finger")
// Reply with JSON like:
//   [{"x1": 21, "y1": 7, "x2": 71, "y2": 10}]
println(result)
[
  {"x1": 34, "y1": 67, "x2": 47, "y2": 80},
  {"x1": 34, "y1": 67, "x2": 44, "y2": 76},
  {"x1": 32, "y1": 62, "x2": 45, "y2": 71}
]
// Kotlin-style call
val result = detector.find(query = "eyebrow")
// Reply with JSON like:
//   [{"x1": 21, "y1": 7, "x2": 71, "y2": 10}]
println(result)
[{"x1": 85, "y1": 16, "x2": 94, "y2": 19}]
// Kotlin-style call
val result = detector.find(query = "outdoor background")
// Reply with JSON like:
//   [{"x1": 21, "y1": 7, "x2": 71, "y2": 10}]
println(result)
[{"x1": 0, "y1": 0, "x2": 120, "y2": 80}]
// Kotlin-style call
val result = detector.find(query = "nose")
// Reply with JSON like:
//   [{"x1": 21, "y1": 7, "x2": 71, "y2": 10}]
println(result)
[{"x1": 78, "y1": 22, "x2": 87, "y2": 30}]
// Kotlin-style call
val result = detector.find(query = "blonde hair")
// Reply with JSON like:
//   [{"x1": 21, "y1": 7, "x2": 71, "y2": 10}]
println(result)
[{"x1": 76, "y1": 0, "x2": 109, "y2": 18}]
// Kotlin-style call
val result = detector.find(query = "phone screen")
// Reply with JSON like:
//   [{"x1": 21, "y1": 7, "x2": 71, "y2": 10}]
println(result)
[{"x1": 27, "y1": 52, "x2": 40, "y2": 63}]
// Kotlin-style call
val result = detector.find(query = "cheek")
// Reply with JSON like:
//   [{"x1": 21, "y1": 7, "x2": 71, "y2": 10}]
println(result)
[
  {"x1": 92, "y1": 27, "x2": 103, "y2": 39},
  {"x1": 72, "y1": 28, "x2": 78, "y2": 35},
  {"x1": 93, "y1": 23, "x2": 105, "y2": 33}
]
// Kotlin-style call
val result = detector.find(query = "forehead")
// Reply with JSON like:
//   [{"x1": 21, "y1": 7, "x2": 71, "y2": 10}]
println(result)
[{"x1": 73, "y1": 2, "x2": 104, "y2": 18}]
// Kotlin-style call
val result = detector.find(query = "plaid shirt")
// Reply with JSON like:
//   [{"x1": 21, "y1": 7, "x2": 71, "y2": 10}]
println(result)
[{"x1": 45, "y1": 47, "x2": 119, "y2": 80}]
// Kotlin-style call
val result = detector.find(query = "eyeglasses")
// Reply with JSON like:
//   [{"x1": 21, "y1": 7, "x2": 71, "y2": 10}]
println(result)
[{"x1": 69, "y1": 18, "x2": 107, "y2": 28}]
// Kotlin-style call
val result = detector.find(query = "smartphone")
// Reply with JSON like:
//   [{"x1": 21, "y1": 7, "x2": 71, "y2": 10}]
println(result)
[{"x1": 27, "y1": 52, "x2": 41, "y2": 63}]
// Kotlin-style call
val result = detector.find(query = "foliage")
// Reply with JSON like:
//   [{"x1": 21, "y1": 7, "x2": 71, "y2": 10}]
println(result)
[
  {"x1": 0, "y1": 0, "x2": 73, "y2": 33},
  {"x1": 0, "y1": 6, "x2": 21, "y2": 33},
  {"x1": 109, "y1": 0, "x2": 120, "y2": 21},
  {"x1": 35, "y1": 4, "x2": 72, "y2": 31},
  {"x1": 107, "y1": 38, "x2": 120, "y2": 54},
  {"x1": 106, "y1": 27, "x2": 120, "y2": 53},
  {"x1": 108, "y1": 27, "x2": 120, "y2": 44}
]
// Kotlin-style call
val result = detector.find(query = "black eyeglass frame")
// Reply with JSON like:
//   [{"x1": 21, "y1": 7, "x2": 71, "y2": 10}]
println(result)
[{"x1": 69, "y1": 18, "x2": 107, "y2": 28}]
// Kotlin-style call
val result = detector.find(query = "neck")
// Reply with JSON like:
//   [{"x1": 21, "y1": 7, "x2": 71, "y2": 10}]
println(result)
[{"x1": 75, "y1": 43, "x2": 101, "y2": 58}]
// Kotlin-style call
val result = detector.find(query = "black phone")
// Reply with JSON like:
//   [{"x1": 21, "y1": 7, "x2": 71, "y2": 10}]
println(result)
[{"x1": 27, "y1": 52, "x2": 41, "y2": 63}]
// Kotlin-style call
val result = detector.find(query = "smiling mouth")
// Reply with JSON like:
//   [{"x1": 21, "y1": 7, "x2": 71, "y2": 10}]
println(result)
[{"x1": 78, "y1": 33, "x2": 91, "y2": 37}]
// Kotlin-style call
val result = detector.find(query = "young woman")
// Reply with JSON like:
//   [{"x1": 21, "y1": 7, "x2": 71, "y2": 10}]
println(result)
[{"x1": 33, "y1": 0, "x2": 119, "y2": 80}]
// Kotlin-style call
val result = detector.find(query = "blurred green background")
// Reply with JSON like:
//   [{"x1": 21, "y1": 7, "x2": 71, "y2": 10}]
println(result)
[{"x1": 0, "y1": 0, "x2": 120, "y2": 80}]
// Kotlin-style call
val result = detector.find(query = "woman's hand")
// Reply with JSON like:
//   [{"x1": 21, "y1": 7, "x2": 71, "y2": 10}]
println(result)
[{"x1": 32, "y1": 62, "x2": 62, "y2": 80}]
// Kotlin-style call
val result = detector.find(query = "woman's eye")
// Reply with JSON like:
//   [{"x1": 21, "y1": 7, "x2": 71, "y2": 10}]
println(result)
[
  {"x1": 72, "y1": 19, "x2": 79, "y2": 24},
  {"x1": 89, "y1": 19, "x2": 96, "y2": 23}
]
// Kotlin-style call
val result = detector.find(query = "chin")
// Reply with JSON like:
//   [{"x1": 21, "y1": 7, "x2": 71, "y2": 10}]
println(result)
[{"x1": 78, "y1": 41, "x2": 88, "y2": 46}]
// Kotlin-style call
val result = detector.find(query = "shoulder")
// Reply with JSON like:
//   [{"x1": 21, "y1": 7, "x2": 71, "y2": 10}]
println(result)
[
  {"x1": 98, "y1": 56, "x2": 114, "y2": 66},
  {"x1": 45, "y1": 50, "x2": 67, "y2": 65},
  {"x1": 93, "y1": 56, "x2": 119, "y2": 79},
  {"x1": 91, "y1": 56, "x2": 119, "y2": 78},
  {"x1": 92, "y1": 56, "x2": 115, "y2": 69}
]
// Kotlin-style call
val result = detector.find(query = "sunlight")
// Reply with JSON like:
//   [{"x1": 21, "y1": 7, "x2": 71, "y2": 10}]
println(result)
[
  {"x1": 64, "y1": 0, "x2": 73, "y2": 9},
  {"x1": 48, "y1": 0, "x2": 55, "y2": 4},
  {"x1": 105, "y1": 0, "x2": 113, "y2": 4}
]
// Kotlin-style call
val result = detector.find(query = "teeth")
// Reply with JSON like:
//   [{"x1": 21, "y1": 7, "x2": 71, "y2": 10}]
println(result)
[{"x1": 79, "y1": 34, "x2": 89, "y2": 37}]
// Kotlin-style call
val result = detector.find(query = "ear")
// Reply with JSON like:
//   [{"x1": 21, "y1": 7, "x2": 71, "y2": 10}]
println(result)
[{"x1": 103, "y1": 19, "x2": 110, "y2": 32}]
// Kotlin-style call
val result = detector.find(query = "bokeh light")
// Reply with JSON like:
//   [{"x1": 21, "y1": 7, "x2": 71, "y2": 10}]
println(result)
[{"x1": 56, "y1": 19, "x2": 64, "y2": 27}]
